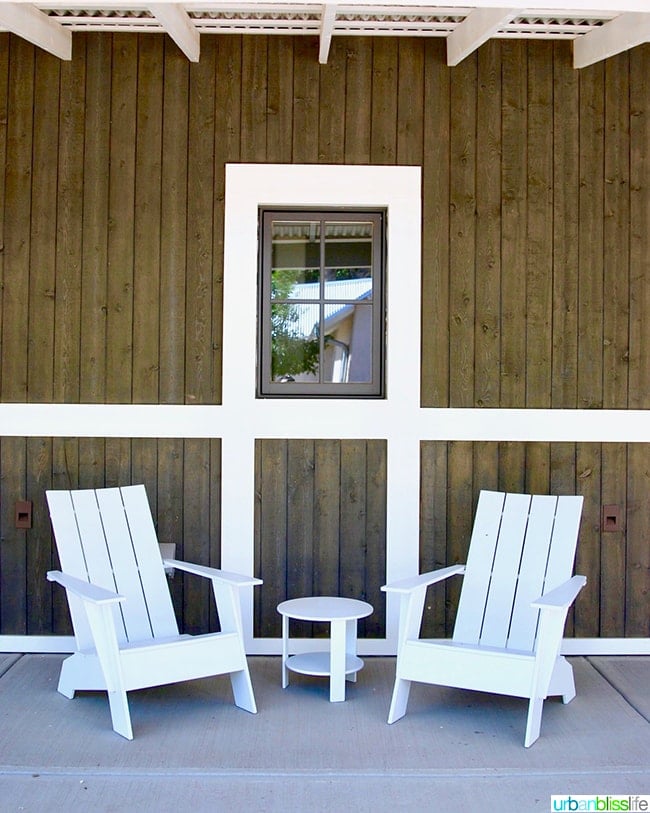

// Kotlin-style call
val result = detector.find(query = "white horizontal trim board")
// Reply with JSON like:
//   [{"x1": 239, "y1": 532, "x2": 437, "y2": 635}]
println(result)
[
  {"x1": 1, "y1": 404, "x2": 649, "y2": 441},
  {"x1": 1, "y1": 636, "x2": 648, "y2": 656}
]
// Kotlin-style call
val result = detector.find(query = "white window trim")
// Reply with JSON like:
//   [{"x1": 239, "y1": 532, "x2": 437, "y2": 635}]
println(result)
[{"x1": 222, "y1": 163, "x2": 422, "y2": 654}]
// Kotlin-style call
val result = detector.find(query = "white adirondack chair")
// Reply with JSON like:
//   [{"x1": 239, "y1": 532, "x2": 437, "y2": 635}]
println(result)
[
  {"x1": 46, "y1": 485, "x2": 262, "y2": 740},
  {"x1": 382, "y1": 490, "x2": 586, "y2": 747}
]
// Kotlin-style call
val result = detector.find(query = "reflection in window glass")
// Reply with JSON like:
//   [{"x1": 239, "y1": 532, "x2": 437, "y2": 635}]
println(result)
[{"x1": 259, "y1": 210, "x2": 385, "y2": 397}]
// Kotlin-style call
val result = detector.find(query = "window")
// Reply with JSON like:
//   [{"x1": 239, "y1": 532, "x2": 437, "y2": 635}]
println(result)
[{"x1": 258, "y1": 209, "x2": 386, "y2": 397}]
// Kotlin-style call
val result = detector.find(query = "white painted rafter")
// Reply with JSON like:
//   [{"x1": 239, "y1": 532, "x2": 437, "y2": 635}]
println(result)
[
  {"x1": 148, "y1": 3, "x2": 199, "y2": 61},
  {"x1": 573, "y1": 11, "x2": 650, "y2": 67},
  {"x1": 318, "y1": 3, "x2": 336, "y2": 63},
  {"x1": 446, "y1": 6, "x2": 515, "y2": 65},
  {"x1": 0, "y1": 2, "x2": 71, "y2": 59}
]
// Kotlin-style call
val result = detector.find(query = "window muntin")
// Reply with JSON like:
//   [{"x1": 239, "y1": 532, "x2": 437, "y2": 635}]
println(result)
[{"x1": 259, "y1": 209, "x2": 385, "y2": 397}]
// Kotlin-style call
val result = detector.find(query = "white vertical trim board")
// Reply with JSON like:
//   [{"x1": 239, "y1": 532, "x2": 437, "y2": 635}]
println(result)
[{"x1": 222, "y1": 163, "x2": 422, "y2": 653}]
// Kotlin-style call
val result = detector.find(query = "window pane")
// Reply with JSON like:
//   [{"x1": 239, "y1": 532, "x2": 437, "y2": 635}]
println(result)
[
  {"x1": 272, "y1": 221, "x2": 320, "y2": 268},
  {"x1": 323, "y1": 302, "x2": 372, "y2": 383},
  {"x1": 271, "y1": 302, "x2": 320, "y2": 382},
  {"x1": 324, "y1": 221, "x2": 373, "y2": 302},
  {"x1": 272, "y1": 268, "x2": 320, "y2": 300}
]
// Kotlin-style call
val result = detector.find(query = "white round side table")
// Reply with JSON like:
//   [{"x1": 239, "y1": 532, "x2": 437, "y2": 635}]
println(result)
[{"x1": 277, "y1": 596, "x2": 373, "y2": 702}]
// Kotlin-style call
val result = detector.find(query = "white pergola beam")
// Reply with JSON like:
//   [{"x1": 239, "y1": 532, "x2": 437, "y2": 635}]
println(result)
[
  {"x1": 0, "y1": 2, "x2": 71, "y2": 59},
  {"x1": 319, "y1": 3, "x2": 336, "y2": 64},
  {"x1": 573, "y1": 12, "x2": 650, "y2": 68},
  {"x1": 446, "y1": 7, "x2": 516, "y2": 65},
  {"x1": 148, "y1": 2, "x2": 199, "y2": 62}
]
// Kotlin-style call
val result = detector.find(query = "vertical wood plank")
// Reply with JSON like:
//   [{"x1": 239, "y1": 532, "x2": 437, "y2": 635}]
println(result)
[
  {"x1": 525, "y1": 442, "x2": 551, "y2": 494},
  {"x1": 603, "y1": 53, "x2": 630, "y2": 409},
  {"x1": 419, "y1": 441, "x2": 448, "y2": 637},
  {"x1": 578, "y1": 62, "x2": 605, "y2": 408},
  {"x1": 446, "y1": 441, "x2": 474, "y2": 630},
  {"x1": 292, "y1": 37, "x2": 319, "y2": 163},
  {"x1": 625, "y1": 444, "x2": 650, "y2": 636},
  {"x1": 629, "y1": 45, "x2": 650, "y2": 408},
  {"x1": 313, "y1": 439, "x2": 341, "y2": 599},
  {"x1": 132, "y1": 35, "x2": 163, "y2": 404},
  {"x1": 186, "y1": 45, "x2": 216, "y2": 404},
  {"x1": 54, "y1": 43, "x2": 85, "y2": 404},
  {"x1": 475, "y1": 41, "x2": 501, "y2": 408},
  {"x1": 0, "y1": 437, "x2": 27, "y2": 632},
  {"x1": 104, "y1": 437, "x2": 130, "y2": 487},
  {"x1": 551, "y1": 43, "x2": 579, "y2": 408},
  {"x1": 256, "y1": 439, "x2": 288, "y2": 637},
  {"x1": 131, "y1": 437, "x2": 158, "y2": 506},
  {"x1": 266, "y1": 36, "x2": 292, "y2": 163},
  {"x1": 287, "y1": 439, "x2": 315, "y2": 636},
  {"x1": 80, "y1": 34, "x2": 110, "y2": 403},
  {"x1": 287, "y1": 440, "x2": 314, "y2": 591},
  {"x1": 159, "y1": 40, "x2": 189, "y2": 404},
  {"x1": 500, "y1": 41, "x2": 527, "y2": 408},
  {"x1": 157, "y1": 438, "x2": 185, "y2": 619},
  {"x1": 364, "y1": 439, "x2": 386, "y2": 637},
  {"x1": 396, "y1": 38, "x2": 424, "y2": 166},
  {"x1": 370, "y1": 38, "x2": 398, "y2": 164},
  {"x1": 498, "y1": 441, "x2": 526, "y2": 494},
  {"x1": 2, "y1": 38, "x2": 33, "y2": 402},
  {"x1": 421, "y1": 40, "x2": 449, "y2": 407},
  {"x1": 340, "y1": 440, "x2": 367, "y2": 603},
  {"x1": 51, "y1": 438, "x2": 76, "y2": 632},
  {"x1": 318, "y1": 38, "x2": 346, "y2": 163},
  {"x1": 526, "y1": 42, "x2": 553, "y2": 408},
  {"x1": 600, "y1": 443, "x2": 627, "y2": 636},
  {"x1": 78, "y1": 437, "x2": 106, "y2": 488},
  {"x1": 449, "y1": 55, "x2": 477, "y2": 407},
  {"x1": 26, "y1": 437, "x2": 52, "y2": 633},
  {"x1": 240, "y1": 35, "x2": 268, "y2": 163},
  {"x1": 182, "y1": 439, "x2": 211, "y2": 633},
  {"x1": 106, "y1": 34, "x2": 137, "y2": 403},
  {"x1": 29, "y1": 52, "x2": 59, "y2": 403},
  {"x1": 574, "y1": 443, "x2": 601, "y2": 636},
  {"x1": 343, "y1": 37, "x2": 372, "y2": 164}
]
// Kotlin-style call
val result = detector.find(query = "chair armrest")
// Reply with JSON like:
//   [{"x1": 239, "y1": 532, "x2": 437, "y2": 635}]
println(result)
[
  {"x1": 47, "y1": 571, "x2": 124, "y2": 605},
  {"x1": 162, "y1": 560, "x2": 263, "y2": 588},
  {"x1": 381, "y1": 564, "x2": 465, "y2": 594},
  {"x1": 532, "y1": 575, "x2": 587, "y2": 611}
]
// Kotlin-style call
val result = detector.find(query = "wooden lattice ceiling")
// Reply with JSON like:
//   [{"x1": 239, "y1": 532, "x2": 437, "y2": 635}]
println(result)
[{"x1": 0, "y1": 1, "x2": 648, "y2": 67}]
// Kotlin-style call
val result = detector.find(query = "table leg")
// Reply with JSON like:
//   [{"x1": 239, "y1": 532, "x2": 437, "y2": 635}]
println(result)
[
  {"x1": 346, "y1": 617, "x2": 358, "y2": 683},
  {"x1": 329, "y1": 618, "x2": 347, "y2": 701},
  {"x1": 282, "y1": 614, "x2": 289, "y2": 689}
]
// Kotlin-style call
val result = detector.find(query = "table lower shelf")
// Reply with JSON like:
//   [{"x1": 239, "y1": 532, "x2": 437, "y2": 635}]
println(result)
[{"x1": 285, "y1": 651, "x2": 364, "y2": 678}]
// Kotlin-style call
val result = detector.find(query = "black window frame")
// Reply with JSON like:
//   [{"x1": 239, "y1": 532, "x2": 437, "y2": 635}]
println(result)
[{"x1": 257, "y1": 207, "x2": 387, "y2": 399}]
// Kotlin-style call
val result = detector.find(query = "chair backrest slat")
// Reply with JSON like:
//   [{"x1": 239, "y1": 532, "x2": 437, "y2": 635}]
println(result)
[
  {"x1": 507, "y1": 494, "x2": 559, "y2": 651},
  {"x1": 453, "y1": 490, "x2": 583, "y2": 653},
  {"x1": 480, "y1": 493, "x2": 533, "y2": 649},
  {"x1": 119, "y1": 485, "x2": 179, "y2": 639},
  {"x1": 453, "y1": 490, "x2": 506, "y2": 645}
]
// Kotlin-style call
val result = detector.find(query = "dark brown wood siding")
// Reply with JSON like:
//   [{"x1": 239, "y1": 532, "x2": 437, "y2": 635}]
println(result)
[
  {"x1": 421, "y1": 442, "x2": 650, "y2": 639},
  {"x1": 254, "y1": 439, "x2": 386, "y2": 638},
  {"x1": 1, "y1": 34, "x2": 647, "y2": 409},
  {"x1": 0, "y1": 33, "x2": 648, "y2": 639},
  {"x1": 0, "y1": 437, "x2": 221, "y2": 636}
]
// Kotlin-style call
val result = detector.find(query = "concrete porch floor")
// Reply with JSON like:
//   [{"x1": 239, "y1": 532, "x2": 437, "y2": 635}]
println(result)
[{"x1": 0, "y1": 654, "x2": 648, "y2": 812}]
